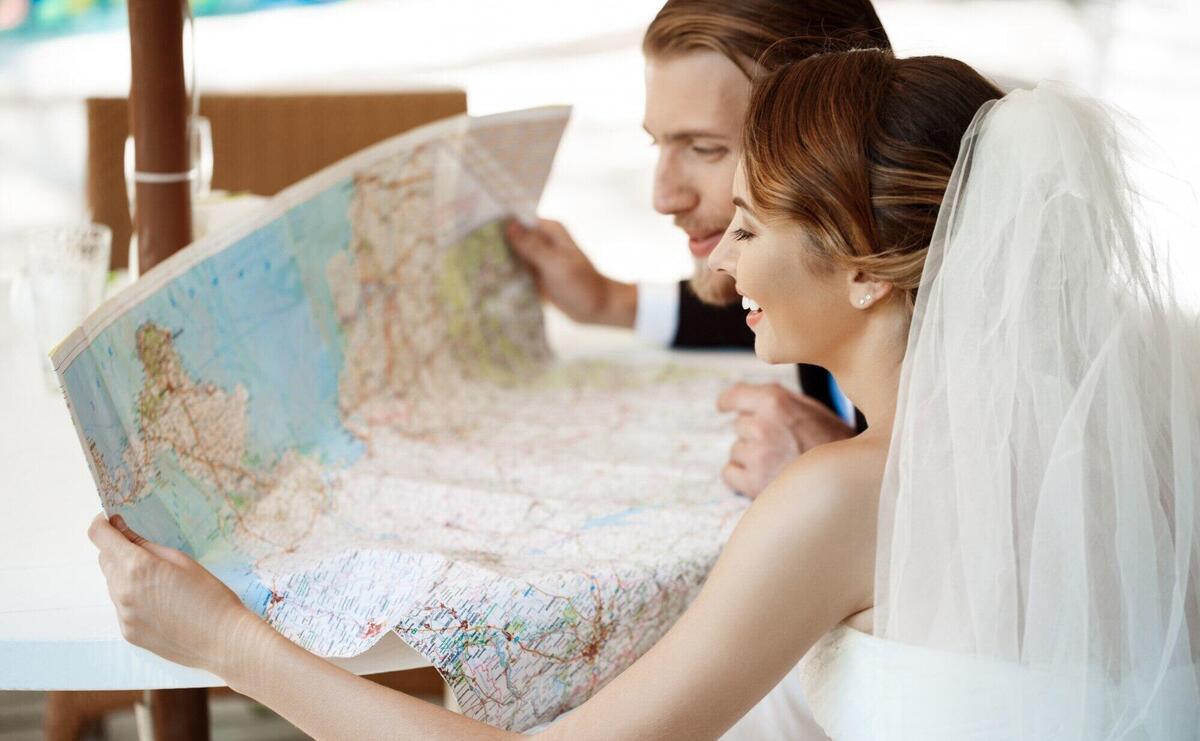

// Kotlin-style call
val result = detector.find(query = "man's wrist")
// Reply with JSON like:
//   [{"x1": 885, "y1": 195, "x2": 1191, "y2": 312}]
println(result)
[{"x1": 597, "y1": 279, "x2": 637, "y2": 329}]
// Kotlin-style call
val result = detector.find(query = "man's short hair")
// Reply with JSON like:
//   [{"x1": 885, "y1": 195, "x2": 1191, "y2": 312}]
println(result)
[{"x1": 643, "y1": 0, "x2": 891, "y2": 78}]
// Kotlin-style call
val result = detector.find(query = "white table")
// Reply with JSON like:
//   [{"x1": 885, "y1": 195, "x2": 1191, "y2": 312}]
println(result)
[{"x1": 0, "y1": 292, "x2": 786, "y2": 710}]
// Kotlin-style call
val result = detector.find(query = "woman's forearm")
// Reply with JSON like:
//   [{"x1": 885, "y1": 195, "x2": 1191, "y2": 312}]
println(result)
[{"x1": 218, "y1": 611, "x2": 520, "y2": 741}]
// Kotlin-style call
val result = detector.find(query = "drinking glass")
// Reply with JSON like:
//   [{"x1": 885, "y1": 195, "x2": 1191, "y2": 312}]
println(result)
[{"x1": 24, "y1": 223, "x2": 112, "y2": 389}]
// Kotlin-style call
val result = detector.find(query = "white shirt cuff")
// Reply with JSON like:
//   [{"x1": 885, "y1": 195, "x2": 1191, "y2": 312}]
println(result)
[{"x1": 634, "y1": 282, "x2": 680, "y2": 347}]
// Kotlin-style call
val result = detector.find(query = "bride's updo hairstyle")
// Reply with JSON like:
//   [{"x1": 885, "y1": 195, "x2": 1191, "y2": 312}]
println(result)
[{"x1": 742, "y1": 49, "x2": 1003, "y2": 307}]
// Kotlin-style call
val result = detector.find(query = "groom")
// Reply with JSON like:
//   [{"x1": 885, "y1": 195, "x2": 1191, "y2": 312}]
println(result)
[{"x1": 506, "y1": 0, "x2": 885, "y2": 498}]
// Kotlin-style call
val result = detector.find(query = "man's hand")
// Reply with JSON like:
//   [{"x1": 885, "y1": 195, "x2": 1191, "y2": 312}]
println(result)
[
  {"x1": 88, "y1": 513, "x2": 259, "y2": 672},
  {"x1": 717, "y1": 382, "x2": 855, "y2": 498},
  {"x1": 505, "y1": 219, "x2": 636, "y2": 328}
]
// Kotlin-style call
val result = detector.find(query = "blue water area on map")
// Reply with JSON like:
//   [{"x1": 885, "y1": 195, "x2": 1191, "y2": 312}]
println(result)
[
  {"x1": 61, "y1": 177, "x2": 364, "y2": 556},
  {"x1": 582, "y1": 507, "x2": 643, "y2": 529}
]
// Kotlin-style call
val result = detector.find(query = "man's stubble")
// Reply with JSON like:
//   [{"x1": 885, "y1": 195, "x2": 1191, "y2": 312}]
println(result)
[{"x1": 690, "y1": 257, "x2": 740, "y2": 306}]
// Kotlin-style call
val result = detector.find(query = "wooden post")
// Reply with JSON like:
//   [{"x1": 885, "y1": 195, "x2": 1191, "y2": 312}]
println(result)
[
  {"x1": 140, "y1": 688, "x2": 210, "y2": 741},
  {"x1": 125, "y1": 0, "x2": 206, "y2": 735},
  {"x1": 127, "y1": 0, "x2": 193, "y2": 273}
]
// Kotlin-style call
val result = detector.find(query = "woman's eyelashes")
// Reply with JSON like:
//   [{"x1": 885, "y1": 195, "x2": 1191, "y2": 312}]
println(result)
[{"x1": 731, "y1": 227, "x2": 756, "y2": 242}]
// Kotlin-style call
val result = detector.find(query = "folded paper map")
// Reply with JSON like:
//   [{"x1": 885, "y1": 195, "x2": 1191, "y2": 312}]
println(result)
[{"x1": 52, "y1": 107, "x2": 749, "y2": 730}]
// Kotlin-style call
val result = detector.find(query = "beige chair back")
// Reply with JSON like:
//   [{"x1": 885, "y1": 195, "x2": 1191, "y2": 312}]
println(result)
[{"x1": 86, "y1": 90, "x2": 468, "y2": 269}]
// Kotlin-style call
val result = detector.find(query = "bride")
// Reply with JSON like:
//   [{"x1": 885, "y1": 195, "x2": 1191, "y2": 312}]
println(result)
[{"x1": 88, "y1": 48, "x2": 1200, "y2": 739}]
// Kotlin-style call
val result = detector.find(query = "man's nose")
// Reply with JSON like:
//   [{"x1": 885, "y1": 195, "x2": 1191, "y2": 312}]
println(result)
[
  {"x1": 652, "y1": 151, "x2": 698, "y2": 216},
  {"x1": 707, "y1": 229, "x2": 738, "y2": 277}
]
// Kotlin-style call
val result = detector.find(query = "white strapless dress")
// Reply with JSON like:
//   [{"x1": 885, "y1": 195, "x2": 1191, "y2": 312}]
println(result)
[
  {"x1": 800, "y1": 626, "x2": 1027, "y2": 740},
  {"x1": 799, "y1": 626, "x2": 1200, "y2": 740}
]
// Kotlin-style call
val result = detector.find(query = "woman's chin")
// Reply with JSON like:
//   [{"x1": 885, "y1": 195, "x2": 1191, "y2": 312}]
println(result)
[
  {"x1": 754, "y1": 335, "x2": 804, "y2": 366},
  {"x1": 753, "y1": 339, "x2": 782, "y2": 365}
]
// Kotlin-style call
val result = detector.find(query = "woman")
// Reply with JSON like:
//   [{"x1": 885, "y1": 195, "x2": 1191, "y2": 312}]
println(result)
[{"x1": 89, "y1": 49, "x2": 1200, "y2": 738}]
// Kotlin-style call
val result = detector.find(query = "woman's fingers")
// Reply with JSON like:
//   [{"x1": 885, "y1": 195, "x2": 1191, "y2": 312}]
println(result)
[
  {"x1": 107, "y1": 513, "x2": 193, "y2": 567},
  {"x1": 142, "y1": 540, "x2": 193, "y2": 568},
  {"x1": 88, "y1": 513, "x2": 140, "y2": 557},
  {"x1": 110, "y1": 514, "x2": 147, "y2": 546},
  {"x1": 89, "y1": 513, "x2": 154, "y2": 597}
]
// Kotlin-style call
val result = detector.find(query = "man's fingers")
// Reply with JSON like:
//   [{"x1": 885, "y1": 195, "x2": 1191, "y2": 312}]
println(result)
[
  {"x1": 733, "y1": 413, "x2": 772, "y2": 442},
  {"x1": 504, "y1": 220, "x2": 550, "y2": 259},
  {"x1": 721, "y1": 462, "x2": 755, "y2": 497},
  {"x1": 503, "y1": 219, "x2": 526, "y2": 245},
  {"x1": 538, "y1": 219, "x2": 571, "y2": 245},
  {"x1": 790, "y1": 390, "x2": 844, "y2": 417},
  {"x1": 717, "y1": 382, "x2": 793, "y2": 418},
  {"x1": 728, "y1": 440, "x2": 745, "y2": 466},
  {"x1": 716, "y1": 382, "x2": 750, "y2": 412},
  {"x1": 721, "y1": 461, "x2": 767, "y2": 499}
]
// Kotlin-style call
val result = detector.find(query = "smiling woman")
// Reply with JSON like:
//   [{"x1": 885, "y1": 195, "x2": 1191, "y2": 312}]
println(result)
[{"x1": 704, "y1": 52, "x2": 1003, "y2": 371}]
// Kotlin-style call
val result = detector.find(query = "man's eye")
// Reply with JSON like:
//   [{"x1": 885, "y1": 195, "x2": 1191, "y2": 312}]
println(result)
[{"x1": 732, "y1": 228, "x2": 755, "y2": 242}]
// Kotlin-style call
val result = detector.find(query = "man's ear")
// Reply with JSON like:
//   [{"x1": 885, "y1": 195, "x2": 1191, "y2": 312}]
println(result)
[{"x1": 846, "y1": 270, "x2": 893, "y2": 310}]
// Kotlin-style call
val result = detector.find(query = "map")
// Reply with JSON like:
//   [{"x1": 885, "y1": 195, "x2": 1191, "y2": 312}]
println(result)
[{"x1": 52, "y1": 108, "x2": 751, "y2": 731}]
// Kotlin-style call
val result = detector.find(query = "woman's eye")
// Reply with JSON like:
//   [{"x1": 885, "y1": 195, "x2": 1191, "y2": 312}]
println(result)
[
  {"x1": 691, "y1": 146, "x2": 727, "y2": 158},
  {"x1": 732, "y1": 228, "x2": 755, "y2": 242}
]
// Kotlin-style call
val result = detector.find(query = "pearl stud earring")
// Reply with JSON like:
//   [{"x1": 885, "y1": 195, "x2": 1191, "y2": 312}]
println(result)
[{"x1": 859, "y1": 294, "x2": 872, "y2": 306}]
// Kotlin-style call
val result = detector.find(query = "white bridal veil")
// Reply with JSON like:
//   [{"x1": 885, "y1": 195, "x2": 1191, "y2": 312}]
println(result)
[{"x1": 874, "y1": 83, "x2": 1200, "y2": 737}]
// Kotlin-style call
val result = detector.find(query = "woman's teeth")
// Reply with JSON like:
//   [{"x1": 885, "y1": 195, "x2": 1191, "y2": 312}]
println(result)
[{"x1": 742, "y1": 296, "x2": 762, "y2": 313}]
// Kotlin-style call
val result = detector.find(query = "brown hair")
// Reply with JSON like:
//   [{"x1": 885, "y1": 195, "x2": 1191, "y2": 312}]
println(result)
[
  {"x1": 643, "y1": 0, "x2": 891, "y2": 78},
  {"x1": 742, "y1": 49, "x2": 1003, "y2": 305}
]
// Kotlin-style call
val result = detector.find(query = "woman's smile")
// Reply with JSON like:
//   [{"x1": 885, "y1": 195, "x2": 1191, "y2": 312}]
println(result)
[{"x1": 741, "y1": 294, "x2": 764, "y2": 328}]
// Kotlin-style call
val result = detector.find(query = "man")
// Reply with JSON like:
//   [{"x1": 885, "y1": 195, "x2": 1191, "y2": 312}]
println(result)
[{"x1": 507, "y1": 0, "x2": 886, "y2": 499}]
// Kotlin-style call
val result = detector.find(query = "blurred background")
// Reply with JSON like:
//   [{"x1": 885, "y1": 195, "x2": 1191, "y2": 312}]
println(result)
[
  {"x1": 0, "y1": 2, "x2": 1197, "y2": 738},
  {"x1": 0, "y1": 0, "x2": 1197, "y2": 289}
]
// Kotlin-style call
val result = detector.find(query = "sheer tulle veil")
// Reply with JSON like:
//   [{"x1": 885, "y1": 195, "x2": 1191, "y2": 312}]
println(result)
[{"x1": 874, "y1": 82, "x2": 1200, "y2": 736}]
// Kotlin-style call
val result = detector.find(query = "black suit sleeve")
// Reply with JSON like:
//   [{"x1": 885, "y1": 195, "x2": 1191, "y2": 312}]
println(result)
[{"x1": 669, "y1": 281, "x2": 866, "y2": 432}]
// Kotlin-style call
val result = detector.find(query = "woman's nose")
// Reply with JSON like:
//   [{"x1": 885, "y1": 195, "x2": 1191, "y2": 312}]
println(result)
[{"x1": 707, "y1": 229, "x2": 738, "y2": 277}]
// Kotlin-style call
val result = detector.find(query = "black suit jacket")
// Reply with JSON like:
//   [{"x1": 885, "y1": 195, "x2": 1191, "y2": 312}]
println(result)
[{"x1": 672, "y1": 281, "x2": 867, "y2": 433}]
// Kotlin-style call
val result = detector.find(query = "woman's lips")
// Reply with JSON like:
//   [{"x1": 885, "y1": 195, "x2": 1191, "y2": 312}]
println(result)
[
  {"x1": 687, "y1": 231, "x2": 724, "y2": 259},
  {"x1": 746, "y1": 309, "x2": 763, "y2": 328}
]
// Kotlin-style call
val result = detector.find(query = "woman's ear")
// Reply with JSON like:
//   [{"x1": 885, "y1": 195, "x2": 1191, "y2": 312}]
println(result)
[{"x1": 847, "y1": 271, "x2": 893, "y2": 310}]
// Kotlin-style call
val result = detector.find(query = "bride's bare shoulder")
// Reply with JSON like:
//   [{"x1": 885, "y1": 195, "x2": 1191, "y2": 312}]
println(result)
[
  {"x1": 730, "y1": 434, "x2": 884, "y2": 622},
  {"x1": 762, "y1": 434, "x2": 888, "y2": 516}
]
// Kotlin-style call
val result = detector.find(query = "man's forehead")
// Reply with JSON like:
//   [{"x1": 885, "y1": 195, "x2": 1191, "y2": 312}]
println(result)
[
  {"x1": 731, "y1": 166, "x2": 756, "y2": 214},
  {"x1": 643, "y1": 51, "x2": 750, "y2": 139}
]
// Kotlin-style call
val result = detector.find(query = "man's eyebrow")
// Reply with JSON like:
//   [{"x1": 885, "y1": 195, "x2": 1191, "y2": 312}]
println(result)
[{"x1": 642, "y1": 125, "x2": 729, "y2": 143}]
